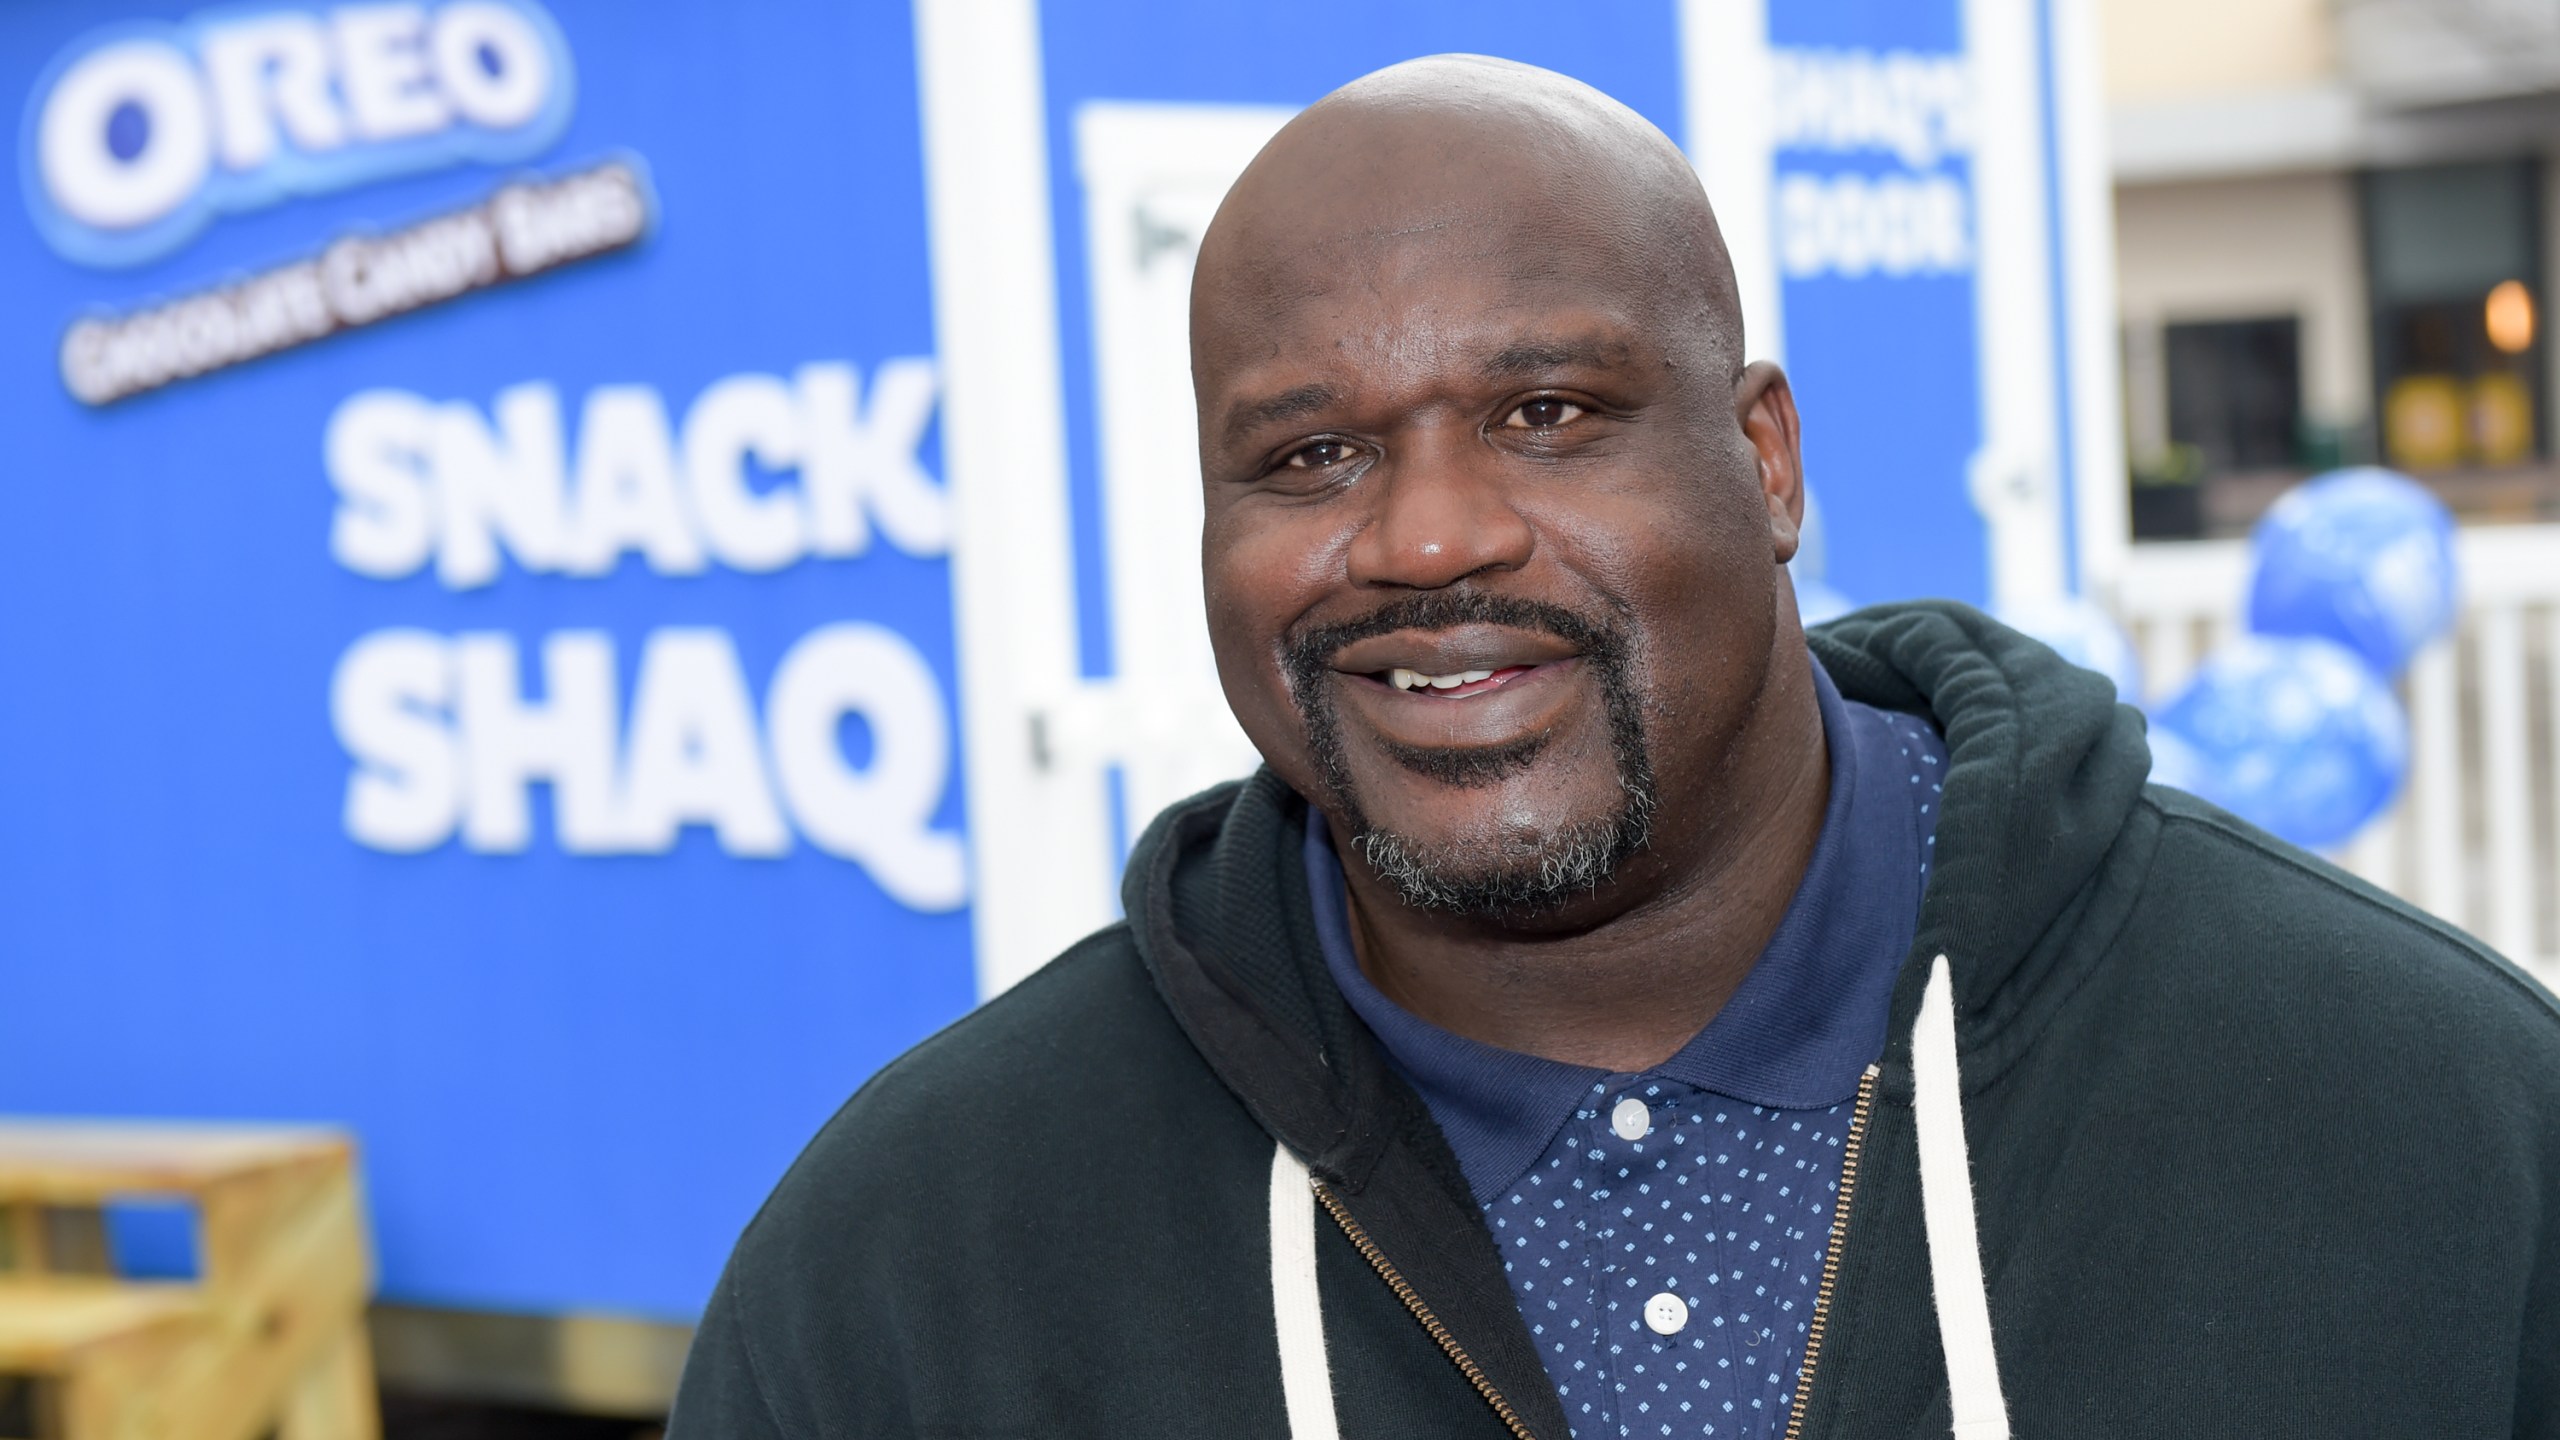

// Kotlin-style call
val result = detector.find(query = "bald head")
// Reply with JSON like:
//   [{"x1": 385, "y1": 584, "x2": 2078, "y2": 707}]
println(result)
[
  {"x1": 1187, "y1": 54, "x2": 1816, "y2": 929},
  {"x1": 1194, "y1": 55, "x2": 1747, "y2": 387}
]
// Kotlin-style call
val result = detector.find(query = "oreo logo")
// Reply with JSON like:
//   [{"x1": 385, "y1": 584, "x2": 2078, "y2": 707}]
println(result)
[{"x1": 24, "y1": 2, "x2": 573, "y2": 268}]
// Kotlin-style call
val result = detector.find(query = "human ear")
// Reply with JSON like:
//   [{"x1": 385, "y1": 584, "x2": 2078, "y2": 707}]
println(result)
[{"x1": 1734, "y1": 361, "x2": 1806, "y2": 564}]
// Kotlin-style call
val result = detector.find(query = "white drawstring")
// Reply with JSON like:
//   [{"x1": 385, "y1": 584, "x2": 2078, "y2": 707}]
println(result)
[
  {"x1": 1915, "y1": 953, "x2": 2011, "y2": 1439},
  {"x1": 1270, "y1": 1144, "x2": 1341, "y2": 1440},
  {"x1": 1267, "y1": 961, "x2": 2007, "y2": 1439}
]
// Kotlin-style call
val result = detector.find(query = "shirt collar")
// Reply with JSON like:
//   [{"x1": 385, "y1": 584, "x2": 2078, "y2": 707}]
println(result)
[
  {"x1": 1304, "y1": 819, "x2": 1601, "y2": 1198},
  {"x1": 1307, "y1": 651, "x2": 1938, "y2": 1202}
]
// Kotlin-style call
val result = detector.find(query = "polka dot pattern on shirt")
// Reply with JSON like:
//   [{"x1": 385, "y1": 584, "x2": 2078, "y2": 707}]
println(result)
[
  {"x1": 1480, "y1": 708, "x2": 1945, "y2": 1440},
  {"x1": 1488, "y1": 1084, "x2": 1848, "y2": 1439}
]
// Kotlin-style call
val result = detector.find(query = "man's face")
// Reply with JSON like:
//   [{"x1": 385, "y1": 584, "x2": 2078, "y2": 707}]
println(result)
[{"x1": 1195, "y1": 170, "x2": 1799, "y2": 923}]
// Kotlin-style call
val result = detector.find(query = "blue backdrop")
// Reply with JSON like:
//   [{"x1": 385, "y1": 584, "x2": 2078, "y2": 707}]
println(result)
[
  {"x1": 1, "y1": 0, "x2": 2009, "y2": 1321},
  {"x1": 1, "y1": 0, "x2": 969, "y2": 1319}
]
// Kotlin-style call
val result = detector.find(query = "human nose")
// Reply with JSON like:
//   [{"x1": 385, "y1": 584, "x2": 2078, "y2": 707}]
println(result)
[{"x1": 1343, "y1": 427, "x2": 1535, "y2": 590}]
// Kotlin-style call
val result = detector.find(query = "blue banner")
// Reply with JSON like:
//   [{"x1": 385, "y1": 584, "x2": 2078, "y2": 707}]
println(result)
[
  {"x1": 2, "y1": 0, "x2": 969, "y2": 1318},
  {"x1": 1, "y1": 0, "x2": 2081, "y2": 1321}
]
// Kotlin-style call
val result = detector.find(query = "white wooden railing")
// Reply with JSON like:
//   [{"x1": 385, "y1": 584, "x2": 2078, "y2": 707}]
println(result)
[{"x1": 2116, "y1": 524, "x2": 2560, "y2": 985}]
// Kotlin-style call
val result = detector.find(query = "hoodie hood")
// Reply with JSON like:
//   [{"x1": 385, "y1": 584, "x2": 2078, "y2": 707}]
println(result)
[
  {"x1": 1809, "y1": 603, "x2": 2157, "y2": 1083},
  {"x1": 1118, "y1": 601, "x2": 2158, "y2": 1440}
]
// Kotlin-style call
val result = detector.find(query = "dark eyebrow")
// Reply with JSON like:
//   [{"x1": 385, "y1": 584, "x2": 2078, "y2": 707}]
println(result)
[
  {"x1": 1220, "y1": 382, "x2": 1342, "y2": 444},
  {"x1": 1482, "y1": 339, "x2": 1622, "y2": 379}
]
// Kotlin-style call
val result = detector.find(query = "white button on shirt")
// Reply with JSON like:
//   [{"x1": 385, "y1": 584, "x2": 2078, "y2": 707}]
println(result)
[
  {"x1": 1309, "y1": 681, "x2": 1952, "y2": 1440},
  {"x1": 1609, "y1": 1097, "x2": 1650, "y2": 1140}
]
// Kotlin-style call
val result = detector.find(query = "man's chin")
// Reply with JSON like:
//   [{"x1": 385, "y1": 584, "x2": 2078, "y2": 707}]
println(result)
[
  {"x1": 1331, "y1": 746, "x2": 1624, "y2": 838},
  {"x1": 1342, "y1": 794, "x2": 1656, "y2": 922}
]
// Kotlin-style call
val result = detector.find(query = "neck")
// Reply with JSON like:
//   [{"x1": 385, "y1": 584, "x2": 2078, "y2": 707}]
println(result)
[{"x1": 1336, "y1": 639, "x2": 1830, "y2": 1073}]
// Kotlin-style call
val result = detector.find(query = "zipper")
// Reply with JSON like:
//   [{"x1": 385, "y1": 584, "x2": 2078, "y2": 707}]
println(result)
[
  {"x1": 1783, "y1": 1063, "x2": 1881, "y2": 1440},
  {"x1": 1310, "y1": 1176, "x2": 1541, "y2": 1440}
]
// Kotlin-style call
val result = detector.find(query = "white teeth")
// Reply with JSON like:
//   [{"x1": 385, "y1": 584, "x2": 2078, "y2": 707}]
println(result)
[{"x1": 1390, "y1": 667, "x2": 1499, "y2": 692}]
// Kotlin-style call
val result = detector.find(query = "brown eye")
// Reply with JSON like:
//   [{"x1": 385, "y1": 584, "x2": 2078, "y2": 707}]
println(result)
[
  {"x1": 1285, "y1": 439, "x2": 1357, "y2": 469},
  {"x1": 1505, "y1": 398, "x2": 1586, "y2": 430}
]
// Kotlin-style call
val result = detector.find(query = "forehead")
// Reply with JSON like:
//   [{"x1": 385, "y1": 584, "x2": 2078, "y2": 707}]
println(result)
[{"x1": 1193, "y1": 200, "x2": 1697, "y2": 414}]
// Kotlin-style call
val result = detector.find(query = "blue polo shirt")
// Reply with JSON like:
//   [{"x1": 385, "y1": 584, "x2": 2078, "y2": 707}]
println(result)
[{"x1": 1305, "y1": 655, "x2": 1944, "y2": 1439}]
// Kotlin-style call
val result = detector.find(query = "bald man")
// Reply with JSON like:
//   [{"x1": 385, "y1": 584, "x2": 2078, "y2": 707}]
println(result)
[{"x1": 669, "y1": 58, "x2": 2560, "y2": 1440}]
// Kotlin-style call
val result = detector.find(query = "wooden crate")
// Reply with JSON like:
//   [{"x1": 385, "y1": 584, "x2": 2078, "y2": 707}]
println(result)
[{"x1": 0, "y1": 1121, "x2": 379, "y2": 1440}]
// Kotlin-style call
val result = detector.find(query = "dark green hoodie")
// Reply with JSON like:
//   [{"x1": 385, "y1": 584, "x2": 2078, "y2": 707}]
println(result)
[{"x1": 668, "y1": 603, "x2": 2560, "y2": 1438}]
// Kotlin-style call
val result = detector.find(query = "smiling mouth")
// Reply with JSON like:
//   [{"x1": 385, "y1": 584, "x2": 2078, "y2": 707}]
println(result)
[{"x1": 1373, "y1": 664, "x2": 1539, "y2": 698}]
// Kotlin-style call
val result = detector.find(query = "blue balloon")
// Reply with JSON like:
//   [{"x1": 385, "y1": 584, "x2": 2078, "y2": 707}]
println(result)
[
  {"x1": 2155, "y1": 635, "x2": 2409, "y2": 848},
  {"x1": 1996, "y1": 596, "x2": 2143, "y2": 702},
  {"x1": 2248, "y1": 467, "x2": 2457, "y2": 678},
  {"x1": 1798, "y1": 580, "x2": 1855, "y2": 626}
]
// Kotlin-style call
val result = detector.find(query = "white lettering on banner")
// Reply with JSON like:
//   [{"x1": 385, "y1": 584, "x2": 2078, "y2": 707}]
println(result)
[
  {"x1": 322, "y1": 210, "x2": 502, "y2": 325},
  {"x1": 37, "y1": 42, "x2": 213, "y2": 230},
  {"x1": 436, "y1": 383, "x2": 570, "y2": 586},
  {"x1": 801, "y1": 361, "x2": 949, "y2": 557},
  {"x1": 327, "y1": 388, "x2": 438, "y2": 578},
  {"x1": 61, "y1": 161, "x2": 650, "y2": 404},
  {"x1": 336, "y1": 4, "x2": 460, "y2": 141},
  {"x1": 32, "y1": 1, "x2": 569, "y2": 265},
  {"x1": 1770, "y1": 49, "x2": 1973, "y2": 169},
  {"x1": 766, "y1": 625, "x2": 962, "y2": 909},
  {"x1": 1768, "y1": 47, "x2": 1976, "y2": 283},
  {"x1": 203, "y1": 18, "x2": 346, "y2": 173},
  {"x1": 331, "y1": 627, "x2": 456, "y2": 852},
  {"x1": 563, "y1": 386, "x2": 703, "y2": 577},
  {"x1": 324, "y1": 363, "x2": 947, "y2": 586},
  {"x1": 331, "y1": 624, "x2": 967, "y2": 910},
  {"x1": 454, "y1": 631, "x2": 619, "y2": 851},
  {"x1": 683, "y1": 375, "x2": 805, "y2": 573},
  {"x1": 618, "y1": 629, "x2": 790, "y2": 856},
  {"x1": 1777, "y1": 173, "x2": 1972, "y2": 279}
]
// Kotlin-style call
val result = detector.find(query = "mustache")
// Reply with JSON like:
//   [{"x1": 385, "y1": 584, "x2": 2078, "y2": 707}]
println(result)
[
  {"x1": 1280, "y1": 586, "x2": 1660, "y2": 918},
  {"x1": 1280, "y1": 589, "x2": 1624, "y2": 698}
]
